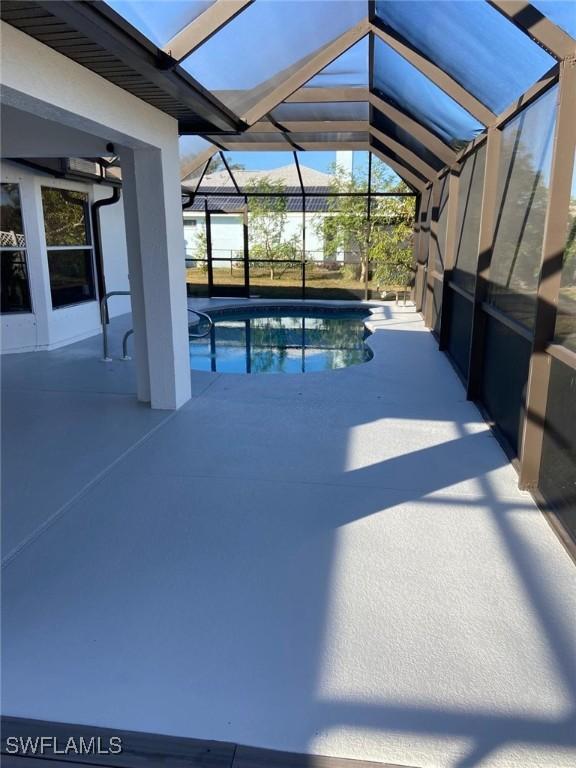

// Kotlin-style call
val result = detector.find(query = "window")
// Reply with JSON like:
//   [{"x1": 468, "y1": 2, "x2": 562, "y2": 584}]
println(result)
[
  {"x1": 41, "y1": 187, "x2": 96, "y2": 308},
  {"x1": 0, "y1": 183, "x2": 32, "y2": 313}
]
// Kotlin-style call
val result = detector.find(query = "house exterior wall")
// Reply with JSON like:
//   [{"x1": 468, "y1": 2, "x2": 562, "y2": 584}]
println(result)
[
  {"x1": 183, "y1": 211, "x2": 326, "y2": 262},
  {"x1": 1, "y1": 161, "x2": 129, "y2": 353},
  {"x1": 95, "y1": 185, "x2": 131, "y2": 316},
  {"x1": 2, "y1": 20, "x2": 193, "y2": 410},
  {"x1": 0, "y1": 22, "x2": 179, "y2": 152}
]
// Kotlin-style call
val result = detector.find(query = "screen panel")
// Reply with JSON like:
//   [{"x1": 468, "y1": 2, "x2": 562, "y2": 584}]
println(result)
[
  {"x1": 181, "y1": 1, "x2": 366, "y2": 115},
  {"x1": 532, "y1": 1, "x2": 576, "y2": 38},
  {"x1": 431, "y1": 275, "x2": 443, "y2": 336},
  {"x1": 305, "y1": 36, "x2": 368, "y2": 89},
  {"x1": 370, "y1": 153, "x2": 412, "y2": 192},
  {"x1": 487, "y1": 86, "x2": 558, "y2": 330},
  {"x1": 375, "y1": 1, "x2": 554, "y2": 114},
  {"x1": 286, "y1": 132, "x2": 369, "y2": 144},
  {"x1": 372, "y1": 108, "x2": 445, "y2": 172},
  {"x1": 453, "y1": 144, "x2": 487, "y2": 294},
  {"x1": 105, "y1": 1, "x2": 215, "y2": 48},
  {"x1": 554, "y1": 152, "x2": 576, "y2": 352},
  {"x1": 373, "y1": 36, "x2": 484, "y2": 150},
  {"x1": 180, "y1": 135, "x2": 215, "y2": 180},
  {"x1": 223, "y1": 133, "x2": 292, "y2": 146},
  {"x1": 539, "y1": 357, "x2": 576, "y2": 544},
  {"x1": 446, "y1": 288, "x2": 473, "y2": 380},
  {"x1": 480, "y1": 314, "x2": 532, "y2": 456},
  {"x1": 271, "y1": 102, "x2": 369, "y2": 122},
  {"x1": 431, "y1": 175, "x2": 449, "y2": 274},
  {"x1": 371, "y1": 136, "x2": 428, "y2": 190}
]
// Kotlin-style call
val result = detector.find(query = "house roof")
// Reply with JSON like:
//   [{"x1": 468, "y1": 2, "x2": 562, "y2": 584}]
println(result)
[
  {"x1": 183, "y1": 164, "x2": 332, "y2": 189},
  {"x1": 182, "y1": 184, "x2": 334, "y2": 214},
  {"x1": 182, "y1": 163, "x2": 336, "y2": 212}
]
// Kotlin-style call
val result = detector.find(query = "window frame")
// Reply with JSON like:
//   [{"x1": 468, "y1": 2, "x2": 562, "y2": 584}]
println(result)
[
  {"x1": 40, "y1": 184, "x2": 97, "y2": 311},
  {"x1": 0, "y1": 181, "x2": 33, "y2": 315}
]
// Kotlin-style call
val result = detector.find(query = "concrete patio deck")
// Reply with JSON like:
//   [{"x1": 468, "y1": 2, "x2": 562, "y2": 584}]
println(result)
[{"x1": 2, "y1": 303, "x2": 575, "y2": 768}]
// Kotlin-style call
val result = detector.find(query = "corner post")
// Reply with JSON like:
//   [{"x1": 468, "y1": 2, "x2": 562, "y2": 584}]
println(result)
[{"x1": 121, "y1": 143, "x2": 191, "y2": 410}]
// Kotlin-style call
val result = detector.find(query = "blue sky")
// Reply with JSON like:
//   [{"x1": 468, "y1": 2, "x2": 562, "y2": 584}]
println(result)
[
  {"x1": 226, "y1": 151, "x2": 335, "y2": 173},
  {"x1": 223, "y1": 151, "x2": 380, "y2": 179}
]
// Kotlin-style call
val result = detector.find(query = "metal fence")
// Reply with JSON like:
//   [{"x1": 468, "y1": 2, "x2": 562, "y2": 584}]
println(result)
[{"x1": 185, "y1": 250, "x2": 412, "y2": 301}]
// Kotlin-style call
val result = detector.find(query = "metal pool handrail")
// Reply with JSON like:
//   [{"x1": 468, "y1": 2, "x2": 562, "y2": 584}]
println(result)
[
  {"x1": 188, "y1": 308, "x2": 213, "y2": 338},
  {"x1": 100, "y1": 291, "x2": 130, "y2": 361},
  {"x1": 101, "y1": 293, "x2": 213, "y2": 361},
  {"x1": 121, "y1": 328, "x2": 134, "y2": 360},
  {"x1": 122, "y1": 310, "x2": 212, "y2": 359}
]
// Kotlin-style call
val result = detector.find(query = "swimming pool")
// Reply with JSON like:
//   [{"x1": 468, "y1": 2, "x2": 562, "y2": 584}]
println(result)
[{"x1": 189, "y1": 306, "x2": 373, "y2": 374}]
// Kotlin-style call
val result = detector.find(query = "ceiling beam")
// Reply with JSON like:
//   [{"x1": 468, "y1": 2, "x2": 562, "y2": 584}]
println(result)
[
  {"x1": 297, "y1": 141, "x2": 370, "y2": 151},
  {"x1": 370, "y1": 19, "x2": 495, "y2": 125},
  {"x1": 285, "y1": 87, "x2": 370, "y2": 103},
  {"x1": 163, "y1": 0, "x2": 254, "y2": 62},
  {"x1": 370, "y1": 126, "x2": 435, "y2": 180},
  {"x1": 487, "y1": 1, "x2": 575, "y2": 60},
  {"x1": 369, "y1": 92, "x2": 456, "y2": 165},
  {"x1": 369, "y1": 142, "x2": 426, "y2": 192},
  {"x1": 213, "y1": 140, "x2": 370, "y2": 152},
  {"x1": 212, "y1": 141, "x2": 293, "y2": 151},
  {"x1": 248, "y1": 120, "x2": 368, "y2": 133},
  {"x1": 242, "y1": 19, "x2": 370, "y2": 124}
]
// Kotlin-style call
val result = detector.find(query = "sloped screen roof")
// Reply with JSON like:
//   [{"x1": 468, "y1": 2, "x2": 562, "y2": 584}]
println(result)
[
  {"x1": 91, "y1": 1, "x2": 576, "y2": 186},
  {"x1": 106, "y1": 0, "x2": 215, "y2": 47},
  {"x1": 179, "y1": 1, "x2": 366, "y2": 115},
  {"x1": 372, "y1": 36, "x2": 485, "y2": 149},
  {"x1": 532, "y1": 0, "x2": 576, "y2": 37},
  {"x1": 374, "y1": 1, "x2": 555, "y2": 114}
]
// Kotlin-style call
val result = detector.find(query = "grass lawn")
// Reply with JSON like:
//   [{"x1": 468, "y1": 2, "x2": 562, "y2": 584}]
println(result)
[{"x1": 186, "y1": 265, "x2": 410, "y2": 301}]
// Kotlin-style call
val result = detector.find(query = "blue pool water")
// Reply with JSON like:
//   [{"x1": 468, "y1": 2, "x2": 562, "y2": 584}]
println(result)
[{"x1": 189, "y1": 306, "x2": 373, "y2": 374}]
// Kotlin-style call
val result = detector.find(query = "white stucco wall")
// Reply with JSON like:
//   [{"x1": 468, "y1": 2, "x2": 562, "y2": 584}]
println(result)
[
  {"x1": 0, "y1": 22, "x2": 180, "y2": 152},
  {"x1": 2, "y1": 19, "x2": 192, "y2": 407},
  {"x1": 95, "y1": 185, "x2": 131, "y2": 316}
]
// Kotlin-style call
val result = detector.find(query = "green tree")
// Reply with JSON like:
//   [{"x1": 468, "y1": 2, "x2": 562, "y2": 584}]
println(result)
[
  {"x1": 188, "y1": 226, "x2": 208, "y2": 272},
  {"x1": 41, "y1": 188, "x2": 89, "y2": 246},
  {"x1": 370, "y1": 194, "x2": 415, "y2": 293},
  {"x1": 316, "y1": 163, "x2": 415, "y2": 291},
  {"x1": 245, "y1": 177, "x2": 301, "y2": 279}
]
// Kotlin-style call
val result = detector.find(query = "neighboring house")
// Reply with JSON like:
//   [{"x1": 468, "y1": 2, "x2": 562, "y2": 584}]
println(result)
[
  {"x1": 1, "y1": 153, "x2": 359, "y2": 353},
  {"x1": 181, "y1": 154, "x2": 356, "y2": 265}
]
